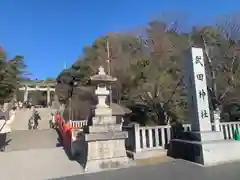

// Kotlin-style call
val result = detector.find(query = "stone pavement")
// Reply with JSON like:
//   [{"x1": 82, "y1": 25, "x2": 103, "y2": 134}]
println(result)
[
  {"x1": 53, "y1": 160, "x2": 240, "y2": 180},
  {"x1": 4, "y1": 129, "x2": 59, "y2": 152},
  {"x1": 2, "y1": 109, "x2": 239, "y2": 180},
  {"x1": 0, "y1": 147, "x2": 84, "y2": 180},
  {"x1": 0, "y1": 128, "x2": 84, "y2": 180}
]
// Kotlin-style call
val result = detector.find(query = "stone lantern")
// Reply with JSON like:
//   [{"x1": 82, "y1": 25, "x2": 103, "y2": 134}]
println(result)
[{"x1": 83, "y1": 66, "x2": 130, "y2": 172}]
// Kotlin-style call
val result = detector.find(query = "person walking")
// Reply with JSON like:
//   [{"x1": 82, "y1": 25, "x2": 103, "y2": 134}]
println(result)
[
  {"x1": 0, "y1": 106, "x2": 16, "y2": 151},
  {"x1": 30, "y1": 108, "x2": 41, "y2": 130}
]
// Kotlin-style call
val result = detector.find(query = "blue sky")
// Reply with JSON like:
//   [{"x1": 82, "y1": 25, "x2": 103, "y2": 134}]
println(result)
[{"x1": 0, "y1": 0, "x2": 239, "y2": 79}]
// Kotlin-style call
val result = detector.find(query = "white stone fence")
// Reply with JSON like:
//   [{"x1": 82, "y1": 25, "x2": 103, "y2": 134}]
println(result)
[
  {"x1": 70, "y1": 120, "x2": 88, "y2": 129},
  {"x1": 51, "y1": 112, "x2": 240, "y2": 153},
  {"x1": 50, "y1": 112, "x2": 88, "y2": 129},
  {"x1": 123, "y1": 121, "x2": 240, "y2": 153}
]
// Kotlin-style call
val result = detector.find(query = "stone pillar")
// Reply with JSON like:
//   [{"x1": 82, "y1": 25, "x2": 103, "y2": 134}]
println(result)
[
  {"x1": 24, "y1": 85, "x2": 28, "y2": 102},
  {"x1": 47, "y1": 86, "x2": 50, "y2": 107},
  {"x1": 185, "y1": 47, "x2": 212, "y2": 132},
  {"x1": 169, "y1": 47, "x2": 229, "y2": 166}
]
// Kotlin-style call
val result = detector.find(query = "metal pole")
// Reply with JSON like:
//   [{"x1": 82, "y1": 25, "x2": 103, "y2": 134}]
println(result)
[
  {"x1": 212, "y1": 69, "x2": 217, "y2": 104},
  {"x1": 202, "y1": 37, "x2": 220, "y2": 131},
  {"x1": 107, "y1": 39, "x2": 111, "y2": 75},
  {"x1": 68, "y1": 98, "x2": 71, "y2": 121},
  {"x1": 106, "y1": 38, "x2": 112, "y2": 105},
  {"x1": 202, "y1": 37, "x2": 218, "y2": 109}
]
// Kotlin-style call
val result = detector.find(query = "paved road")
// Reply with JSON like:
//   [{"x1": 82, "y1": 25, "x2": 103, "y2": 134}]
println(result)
[{"x1": 53, "y1": 160, "x2": 240, "y2": 180}]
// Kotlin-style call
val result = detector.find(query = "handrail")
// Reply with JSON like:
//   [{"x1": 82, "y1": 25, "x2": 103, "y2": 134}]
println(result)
[{"x1": 214, "y1": 122, "x2": 240, "y2": 125}]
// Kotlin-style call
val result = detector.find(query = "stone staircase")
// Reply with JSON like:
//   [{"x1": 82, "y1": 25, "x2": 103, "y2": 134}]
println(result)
[
  {"x1": 11, "y1": 108, "x2": 55, "y2": 131},
  {"x1": 0, "y1": 106, "x2": 86, "y2": 180},
  {"x1": 1, "y1": 144, "x2": 83, "y2": 180},
  {"x1": 0, "y1": 108, "x2": 85, "y2": 180},
  {"x1": 4, "y1": 129, "x2": 59, "y2": 152},
  {"x1": 1, "y1": 128, "x2": 84, "y2": 179}
]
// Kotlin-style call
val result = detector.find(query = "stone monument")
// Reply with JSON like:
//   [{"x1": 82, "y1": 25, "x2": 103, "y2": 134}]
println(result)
[
  {"x1": 169, "y1": 47, "x2": 240, "y2": 166},
  {"x1": 83, "y1": 66, "x2": 129, "y2": 172}
]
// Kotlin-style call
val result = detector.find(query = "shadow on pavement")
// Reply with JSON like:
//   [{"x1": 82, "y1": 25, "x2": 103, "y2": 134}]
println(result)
[
  {"x1": 0, "y1": 133, "x2": 12, "y2": 151},
  {"x1": 54, "y1": 128, "x2": 87, "y2": 168}
]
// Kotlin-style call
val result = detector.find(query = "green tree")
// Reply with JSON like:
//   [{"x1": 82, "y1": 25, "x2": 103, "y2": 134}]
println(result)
[
  {"x1": 0, "y1": 47, "x2": 27, "y2": 104},
  {"x1": 56, "y1": 23, "x2": 187, "y2": 125},
  {"x1": 189, "y1": 16, "x2": 240, "y2": 110}
]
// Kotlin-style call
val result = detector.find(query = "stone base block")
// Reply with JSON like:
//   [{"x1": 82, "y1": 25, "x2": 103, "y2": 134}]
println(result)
[
  {"x1": 92, "y1": 116, "x2": 116, "y2": 125},
  {"x1": 88, "y1": 124, "x2": 121, "y2": 133},
  {"x1": 85, "y1": 131, "x2": 128, "y2": 141},
  {"x1": 169, "y1": 139, "x2": 240, "y2": 166},
  {"x1": 94, "y1": 107, "x2": 112, "y2": 116},
  {"x1": 83, "y1": 138, "x2": 132, "y2": 172},
  {"x1": 84, "y1": 156, "x2": 131, "y2": 173},
  {"x1": 86, "y1": 139, "x2": 127, "y2": 160},
  {"x1": 183, "y1": 131, "x2": 224, "y2": 141}
]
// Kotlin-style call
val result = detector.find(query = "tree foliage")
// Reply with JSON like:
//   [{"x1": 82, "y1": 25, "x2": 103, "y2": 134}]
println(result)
[
  {"x1": 56, "y1": 13, "x2": 240, "y2": 125},
  {"x1": 0, "y1": 47, "x2": 27, "y2": 104}
]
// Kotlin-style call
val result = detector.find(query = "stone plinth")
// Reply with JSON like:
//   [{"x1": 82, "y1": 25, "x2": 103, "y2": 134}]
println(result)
[
  {"x1": 88, "y1": 124, "x2": 122, "y2": 133},
  {"x1": 170, "y1": 139, "x2": 240, "y2": 166},
  {"x1": 183, "y1": 131, "x2": 224, "y2": 141},
  {"x1": 94, "y1": 107, "x2": 113, "y2": 117},
  {"x1": 169, "y1": 129, "x2": 240, "y2": 166},
  {"x1": 83, "y1": 129, "x2": 129, "y2": 172},
  {"x1": 85, "y1": 139, "x2": 129, "y2": 171},
  {"x1": 85, "y1": 131, "x2": 128, "y2": 141},
  {"x1": 92, "y1": 114, "x2": 116, "y2": 125},
  {"x1": 83, "y1": 114, "x2": 130, "y2": 172}
]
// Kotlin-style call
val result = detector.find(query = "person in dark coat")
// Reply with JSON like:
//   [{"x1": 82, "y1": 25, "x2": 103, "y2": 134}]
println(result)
[{"x1": 0, "y1": 109, "x2": 11, "y2": 151}]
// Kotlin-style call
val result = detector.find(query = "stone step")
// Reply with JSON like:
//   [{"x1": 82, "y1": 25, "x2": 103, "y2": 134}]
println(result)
[
  {"x1": 4, "y1": 129, "x2": 60, "y2": 152},
  {"x1": 0, "y1": 147, "x2": 84, "y2": 180},
  {"x1": 11, "y1": 108, "x2": 55, "y2": 131}
]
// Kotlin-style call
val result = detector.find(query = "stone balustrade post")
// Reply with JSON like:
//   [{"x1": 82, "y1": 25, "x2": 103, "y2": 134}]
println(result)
[
  {"x1": 213, "y1": 109, "x2": 221, "y2": 131},
  {"x1": 134, "y1": 123, "x2": 141, "y2": 153}
]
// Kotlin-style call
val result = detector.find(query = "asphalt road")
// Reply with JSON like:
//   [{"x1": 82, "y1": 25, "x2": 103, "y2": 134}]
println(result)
[{"x1": 53, "y1": 159, "x2": 240, "y2": 180}]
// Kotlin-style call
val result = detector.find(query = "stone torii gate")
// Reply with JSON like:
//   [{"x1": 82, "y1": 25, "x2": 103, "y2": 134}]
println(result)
[{"x1": 18, "y1": 80, "x2": 56, "y2": 106}]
